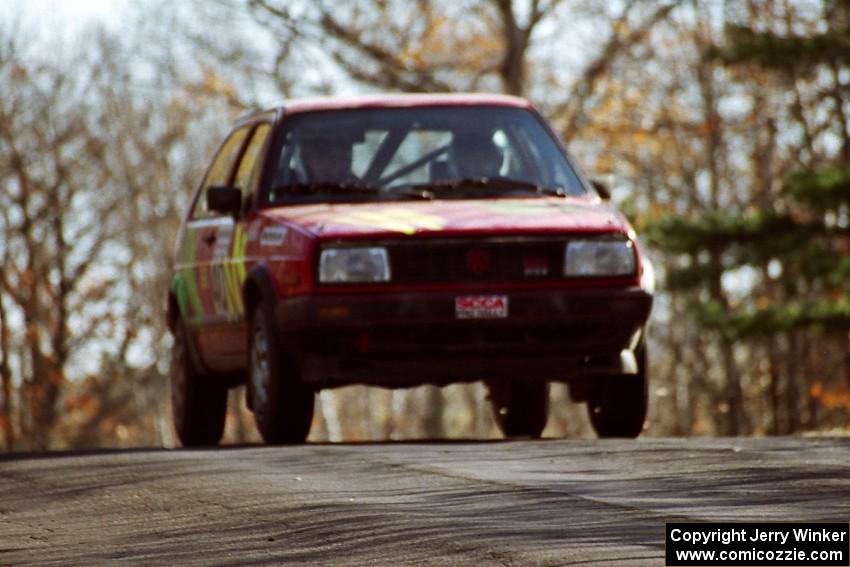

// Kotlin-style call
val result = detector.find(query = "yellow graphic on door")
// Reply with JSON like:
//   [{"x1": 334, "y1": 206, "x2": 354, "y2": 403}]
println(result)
[{"x1": 222, "y1": 225, "x2": 248, "y2": 318}]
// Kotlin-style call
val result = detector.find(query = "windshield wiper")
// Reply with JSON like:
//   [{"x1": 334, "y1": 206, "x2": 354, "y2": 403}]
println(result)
[
  {"x1": 398, "y1": 177, "x2": 566, "y2": 197},
  {"x1": 275, "y1": 182, "x2": 439, "y2": 201},
  {"x1": 273, "y1": 181, "x2": 382, "y2": 196},
  {"x1": 389, "y1": 187, "x2": 435, "y2": 200},
  {"x1": 535, "y1": 186, "x2": 568, "y2": 198}
]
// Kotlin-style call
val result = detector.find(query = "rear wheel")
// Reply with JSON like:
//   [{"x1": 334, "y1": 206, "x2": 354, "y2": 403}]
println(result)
[
  {"x1": 587, "y1": 342, "x2": 648, "y2": 438},
  {"x1": 249, "y1": 303, "x2": 314, "y2": 444},
  {"x1": 170, "y1": 322, "x2": 227, "y2": 446},
  {"x1": 489, "y1": 381, "x2": 549, "y2": 438}
]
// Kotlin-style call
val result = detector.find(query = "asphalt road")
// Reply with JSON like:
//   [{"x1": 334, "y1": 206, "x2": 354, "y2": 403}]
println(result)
[{"x1": 1, "y1": 437, "x2": 848, "y2": 566}]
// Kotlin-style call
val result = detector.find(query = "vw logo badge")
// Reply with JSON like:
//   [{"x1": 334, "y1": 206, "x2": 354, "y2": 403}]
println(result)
[{"x1": 466, "y1": 248, "x2": 491, "y2": 274}]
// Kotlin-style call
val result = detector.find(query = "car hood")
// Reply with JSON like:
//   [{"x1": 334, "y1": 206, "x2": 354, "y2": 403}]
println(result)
[{"x1": 263, "y1": 197, "x2": 632, "y2": 239}]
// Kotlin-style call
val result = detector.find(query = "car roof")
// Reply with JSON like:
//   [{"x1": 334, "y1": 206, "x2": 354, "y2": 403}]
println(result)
[
  {"x1": 274, "y1": 93, "x2": 534, "y2": 115},
  {"x1": 233, "y1": 94, "x2": 536, "y2": 127}
]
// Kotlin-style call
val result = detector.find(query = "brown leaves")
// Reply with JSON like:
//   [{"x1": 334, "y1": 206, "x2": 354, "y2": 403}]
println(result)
[
  {"x1": 65, "y1": 392, "x2": 99, "y2": 420},
  {"x1": 810, "y1": 382, "x2": 850, "y2": 411}
]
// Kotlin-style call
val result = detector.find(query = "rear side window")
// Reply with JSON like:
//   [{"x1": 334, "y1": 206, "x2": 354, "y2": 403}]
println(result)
[
  {"x1": 233, "y1": 124, "x2": 272, "y2": 196},
  {"x1": 191, "y1": 126, "x2": 250, "y2": 219}
]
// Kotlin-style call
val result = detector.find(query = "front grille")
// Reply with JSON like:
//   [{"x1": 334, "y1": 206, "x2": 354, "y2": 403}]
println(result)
[
  {"x1": 368, "y1": 323, "x2": 632, "y2": 354},
  {"x1": 298, "y1": 322, "x2": 633, "y2": 358},
  {"x1": 385, "y1": 237, "x2": 566, "y2": 284}
]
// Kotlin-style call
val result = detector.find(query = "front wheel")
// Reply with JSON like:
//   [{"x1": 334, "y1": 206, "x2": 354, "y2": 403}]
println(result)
[
  {"x1": 170, "y1": 322, "x2": 228, "y2": 446},
  {"x1": 249, "y1": 303, "x2": 314, "y2": 444},
  {"x1": 587, "y1": 342, "x2": 648, "y2": 438},
  {"x1": 488, "y1": 381, "x2": 549, "y2": 438}
]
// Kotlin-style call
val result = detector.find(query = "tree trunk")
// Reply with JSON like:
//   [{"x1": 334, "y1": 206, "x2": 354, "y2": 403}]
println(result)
[
  {"x1": 784, "y1": 330, "x2": 801, "y2": 433},
  {"x1": 767, "y1": 337, "x2": 782, "y2": 435},
  {"x1": 0, "y1": 295, "x2": 14, "y2": 451},
  {"x1": 495, "y1": 0, "x2": 528, "y2": 95},
  {"x1": 719, "y1": 335, "x2": 744, "y2": 435}
]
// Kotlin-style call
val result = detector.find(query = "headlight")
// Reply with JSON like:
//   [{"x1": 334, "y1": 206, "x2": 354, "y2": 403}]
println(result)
[
  {"x1": 319, "y1": 247, "x2": 390, "y2": 283},
  {"x1": 564, "y1": 239, "x2": 635, "y2": 277}
]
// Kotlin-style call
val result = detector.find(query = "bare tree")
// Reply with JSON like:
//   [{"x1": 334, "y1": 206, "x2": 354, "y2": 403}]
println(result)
[
  {"x1": 0, "y1": 28, "x2": 128, "y2": 448},
  {"x1": 243, "y1": 0, "x2": 571, "y2": 96},
  {"x1": 0, "y1": 10, "x2": 239, "y2": 449}
]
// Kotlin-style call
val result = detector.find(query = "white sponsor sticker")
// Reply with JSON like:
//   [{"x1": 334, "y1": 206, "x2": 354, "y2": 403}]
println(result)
[
  {"x1": 213, "y1": 224, "x2": 233, "y2": 258},
  {"x1": 260, "y1": 226, "x2": 287, "y2": 246},
  {"x1": 455, "y1": 295, "x2": 509, "y2": 319},
  {"x1": 523, "y1": 258, "x2": 549, "y2": 276},
  {"x1": 246, "y1": 223, "x2": 261, "y2": 242}
]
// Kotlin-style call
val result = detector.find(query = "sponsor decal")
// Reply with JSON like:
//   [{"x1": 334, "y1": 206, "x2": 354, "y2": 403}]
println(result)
[
  {"x1": 210, "y1": 224, "x2": 248, "y2": 320},
  {"x1": 213, "y1": 224, "x2": 233, "y2": 258},
  {"x1": 480, "y1": 201, "x2": 591, "y2": 216},
  {"x1": 198, "y1": 265, "x2": 209, "y2": 291},
  {"x1": 176, "y1": 230, "x2": 205, "y2": 320},
  {"x1": 326, "y1": 208, "x2": 448, "y2": 235},
  {"x1": 479, "y1": 201, "x2": 549, "y2": 216},
  {"x1": 260, "y1": 226, "x2": 288, "y2": 246},
  {"x1": 523, "y1": 257, "x2": 549, "y2": 276},
  {"x1": 246, "y1": 223, "x2": 261, "y2": 242},
  {"x1": 455, "y1": 295, "x2": 508, "y2": 319},
  {"x1": 550, "y1": 202, "x2": 600, "y2": 215},
  {"x1": 222, "y1": 225, "x2": 248, "y2": 318}
]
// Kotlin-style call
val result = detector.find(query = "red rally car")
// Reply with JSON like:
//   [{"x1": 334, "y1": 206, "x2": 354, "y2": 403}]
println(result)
[{"x1": 166, "y1": 94, "x2": 653, "y2": 446}]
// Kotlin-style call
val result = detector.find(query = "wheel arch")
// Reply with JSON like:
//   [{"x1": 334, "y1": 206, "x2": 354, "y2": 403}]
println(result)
[
  {"x1": 166, "y1": 292, "x2": 181, "y2": 332},
  {"x1": 167, "y1": 274, "x2": 193, "y2": 333},
  {"x1": 242, "y1": 265, "x2": 279, "y2": 411},
  {"x1": 242, "y1": 265, "x2": 278, "y2": 321}
]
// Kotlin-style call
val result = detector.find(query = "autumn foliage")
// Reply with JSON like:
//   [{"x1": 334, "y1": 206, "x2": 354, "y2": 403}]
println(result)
[{"x1": 1, "y1": 0, "x2": 849, "y2": 450}]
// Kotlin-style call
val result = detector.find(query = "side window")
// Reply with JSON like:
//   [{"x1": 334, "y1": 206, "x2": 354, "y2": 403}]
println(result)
[
  {"x1": 233, "y1": 123, "x2": 272, "y2": 203},
  {"x1": 191, "y1": 127, "x2": 250, "y2": 219},
  {"x1": 511, "y1": 125, "x2": 584, "y2": 192}
]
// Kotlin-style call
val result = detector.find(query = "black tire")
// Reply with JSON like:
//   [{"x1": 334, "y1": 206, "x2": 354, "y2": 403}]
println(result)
[
  {"x1": 171, "y1": 321, "x2": 228, "y2": 446},
  {"x1": 248, "y1": 302, "x2": 314, "y2": 444},
  {"x1": 489, "y1": 381, "x2": 549, "y2": 438},
  {"x1": 587, "y1": 342, "x2": 648, "y2": 438}
]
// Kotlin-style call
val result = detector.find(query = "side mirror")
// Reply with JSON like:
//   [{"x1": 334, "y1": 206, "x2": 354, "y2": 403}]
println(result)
[
  {"x1": 591, "y1": 179, "x2": 611, "y2": 200},
  {"x1": 206, "y1": 185, "x2": 242, "y2": 216}
]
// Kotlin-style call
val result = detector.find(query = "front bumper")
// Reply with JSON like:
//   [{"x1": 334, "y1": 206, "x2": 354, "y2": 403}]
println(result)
[{"x1": 274, "y1": 286, "x2": 652, "y2": 387}]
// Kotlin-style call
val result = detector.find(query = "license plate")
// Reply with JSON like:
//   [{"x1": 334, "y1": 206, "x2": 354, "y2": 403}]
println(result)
[{"x1": 455, "y1": 295, "x2": 508, "y2": 319}]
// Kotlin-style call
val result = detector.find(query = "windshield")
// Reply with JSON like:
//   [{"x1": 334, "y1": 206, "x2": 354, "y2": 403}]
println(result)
[{"x1": 267, "y1": 105, "x2": 588, "y2": 204}]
